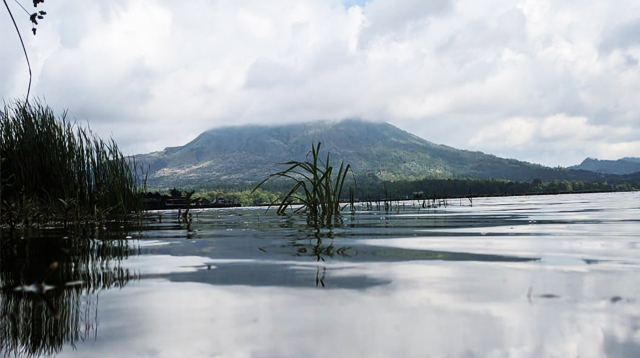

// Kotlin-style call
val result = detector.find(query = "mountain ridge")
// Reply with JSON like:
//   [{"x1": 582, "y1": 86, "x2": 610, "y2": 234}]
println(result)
[
  {"x1": 134, "y1": 119, "x2": 609, "y2": 188},
  {"x1": 570, "y1": 157, "x2": 640, "y2": 175}
]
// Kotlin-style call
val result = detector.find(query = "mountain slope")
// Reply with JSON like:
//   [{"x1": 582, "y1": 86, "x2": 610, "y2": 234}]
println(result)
[
  {"x1": 570, "y1": 157, "x2": 640, "y2": 175},
  {"x1": 134, "y1": 119, "x2": 605, "y2": 188}
]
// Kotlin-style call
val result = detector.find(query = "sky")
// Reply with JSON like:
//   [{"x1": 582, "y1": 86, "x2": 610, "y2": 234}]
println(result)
[{"x1": 1, "y1": 0, "x2": 639, "y2": 167}]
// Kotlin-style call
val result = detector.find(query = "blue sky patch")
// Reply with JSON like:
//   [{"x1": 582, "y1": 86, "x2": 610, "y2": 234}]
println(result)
[{"x1": 343, "y1": 0, "x2": 370, "y2": 9}]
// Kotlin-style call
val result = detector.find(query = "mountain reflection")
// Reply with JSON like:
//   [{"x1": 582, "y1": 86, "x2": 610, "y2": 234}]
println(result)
[{"x1": 0, "y1": 229, "x2": 139, "y2": 357}]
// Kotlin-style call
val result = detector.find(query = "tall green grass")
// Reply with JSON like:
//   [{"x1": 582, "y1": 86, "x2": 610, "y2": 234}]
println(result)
[
  {"x1": 1, "y1": 99, "x2": 144, "y2": 227},
  {"x1": 253, "y1": 142, "x2": 353, "y2": 227}
]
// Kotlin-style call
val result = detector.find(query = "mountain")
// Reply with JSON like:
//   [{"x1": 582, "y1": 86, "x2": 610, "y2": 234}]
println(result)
[
  {"x1": 134, "y1": 119, "x2": 607, "y2": 188},
  {"x1": 570, "y1": 157, "x2": 640, "y2": 175}
]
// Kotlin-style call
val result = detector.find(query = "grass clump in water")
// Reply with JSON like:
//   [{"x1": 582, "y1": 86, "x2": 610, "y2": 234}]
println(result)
[
  {"x1": 1, "y1": 99, "x2": 144, "y2": 228},
  {"x1": 253, "y1": 142, "x2": 353, "y2": 227}
]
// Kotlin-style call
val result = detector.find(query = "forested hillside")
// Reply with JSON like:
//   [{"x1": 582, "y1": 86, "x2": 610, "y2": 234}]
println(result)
[{"x1": 134, "y1": 119, "x2": 612, "y2": 188}]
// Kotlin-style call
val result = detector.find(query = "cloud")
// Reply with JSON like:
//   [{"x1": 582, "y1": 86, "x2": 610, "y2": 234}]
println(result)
[
  {"x1": 599, "y1": 18, "x2": 640, "y2": 54},
  {"x1": 468, "y1": 114, "x2": 639, "y2": 166},
  {"x1": 597, "y1": 141, "x2": 640, "y2": 161},
  {"x1": 469, "y1": 117, "x2": 537, "y2": 149},
  {"x1": 359, "y1": 0, "x2": 452, "y2": 44},
  {"x1": 1, "y1": 0, "x2": 638, "y2": 166}
]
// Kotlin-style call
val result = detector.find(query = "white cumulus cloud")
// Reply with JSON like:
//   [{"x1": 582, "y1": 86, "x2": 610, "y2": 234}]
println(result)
[{"x1": 1, "y1": 0, "x2": 638, "y2": 166}]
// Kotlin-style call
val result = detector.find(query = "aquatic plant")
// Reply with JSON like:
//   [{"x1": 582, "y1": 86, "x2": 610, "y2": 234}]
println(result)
[
  {"x1": 0, "y1": 99, "x2": 144, "y2": 228},
  {"x1": 253, "y1": 142, "x2": 353, "y2": 227},
  {"x1": 181, "y1": 190, "x2": 195, "y2": 225}
]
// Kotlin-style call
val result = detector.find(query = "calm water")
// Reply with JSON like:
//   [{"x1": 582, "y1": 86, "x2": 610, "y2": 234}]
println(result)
[{"x1": 1, "y1": 192, "x2": 639, "y2": 358}]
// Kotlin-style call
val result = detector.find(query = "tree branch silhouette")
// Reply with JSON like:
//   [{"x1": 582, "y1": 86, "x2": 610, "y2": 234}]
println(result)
[
  {"x1": 3, "y1": 0, "x2": 47, "y2": 103},
  {"x1": 3, "y1": 0, "x2": 32, "y2": 102}
]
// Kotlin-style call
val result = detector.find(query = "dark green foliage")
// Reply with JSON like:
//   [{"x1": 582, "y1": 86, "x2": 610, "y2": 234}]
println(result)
[
  {"x1": 253, "y1": 142, "x2": 353, "y2": 227},
  {"x1": 134, "y1": 119, "x2": 629, "y2": 188},
  {"x1": 1, "y1": 99, "x2": 143, "y2": 227},
  {"x1": 197, "y1": 188, "x2": 278, "y2": 207},
  {"x1": 351, "y1": 176, "x2": 638, "y2": 201}
]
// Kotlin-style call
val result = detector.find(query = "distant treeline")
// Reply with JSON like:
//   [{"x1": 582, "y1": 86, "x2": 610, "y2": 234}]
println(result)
[
  {"x1": 352, "y1": 175, "x2": 640, "y2": 200},
  {"x1": 160, "y1": 174, "x2": 639, "y2": 207}
]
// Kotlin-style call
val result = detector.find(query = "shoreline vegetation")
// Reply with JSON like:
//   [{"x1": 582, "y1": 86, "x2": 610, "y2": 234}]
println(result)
[
  {"x1": 2, "y1": 99, "x2": 638, "y2": 230},
  {"x1": 150, "y1": 178, "x2": 639, "y2": 209},
  {"x1": 1, "y1": 99, "x2": 144, "y2": 229}
]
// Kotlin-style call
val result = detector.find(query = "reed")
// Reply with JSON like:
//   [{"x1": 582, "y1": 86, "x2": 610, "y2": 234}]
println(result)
[
  {"x1": 1, "y1": 99, "x2": 144, "y2": 228},
  {"x1": 253, "y1": 142, "x2": 353, "y2": 227}
]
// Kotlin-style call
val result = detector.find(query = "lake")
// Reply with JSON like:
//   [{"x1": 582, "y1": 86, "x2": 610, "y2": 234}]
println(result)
[{"x1": 1, "y1": 192, "x2": 639, "y2": 358}]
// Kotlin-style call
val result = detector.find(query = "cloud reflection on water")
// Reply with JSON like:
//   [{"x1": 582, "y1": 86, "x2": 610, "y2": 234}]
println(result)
[
  {"x1": 56, "y1": 259, "x2": 639, "y2": 358},
  {"x1": 2, "y1": 192, "x2": 639, "y2": 357}
]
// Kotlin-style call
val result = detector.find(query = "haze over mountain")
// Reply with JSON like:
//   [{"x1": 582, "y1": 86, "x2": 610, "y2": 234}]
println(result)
[
  {"x1": 570, "y1": 157, "x2": 640, "y2": 175},
  {"x1": 134, "y1": 119, "x2": 608, "y2": 188}
]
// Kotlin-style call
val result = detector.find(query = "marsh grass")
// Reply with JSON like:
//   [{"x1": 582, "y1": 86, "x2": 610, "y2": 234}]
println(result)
[
  {"x1": 253, "y1": 142, "x2": 354, "y2": 227},
  {"x1": 1, "y1": 99, "x2": 144, "y2": 228}
]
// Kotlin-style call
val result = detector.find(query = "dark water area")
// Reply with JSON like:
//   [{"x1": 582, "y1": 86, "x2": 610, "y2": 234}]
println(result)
[{"x1": 1, "y1": 192, "x2": 639, "y2": 358}]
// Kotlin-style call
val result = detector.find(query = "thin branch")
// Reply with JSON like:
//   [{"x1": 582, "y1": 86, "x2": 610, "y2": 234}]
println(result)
[
  {"x1": 3, "y1": 0, "x2": 32, "y2": 103},
  {"x1": 12, "y1": 0, "x2": 29, "y2": 16}
]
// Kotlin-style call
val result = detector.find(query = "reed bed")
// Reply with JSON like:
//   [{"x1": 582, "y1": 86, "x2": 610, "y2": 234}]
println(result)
[
  {"x1": 1, "y1": 99, "x2": 144, "y2": 228},
  {"x1": 253, "y1": 142, "x2": 353, "y2": 227}
]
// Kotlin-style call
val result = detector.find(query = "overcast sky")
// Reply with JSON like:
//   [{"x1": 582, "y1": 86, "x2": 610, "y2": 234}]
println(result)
[{"x1": 2, "y1": 0, "x2": 639, "y2": 167}]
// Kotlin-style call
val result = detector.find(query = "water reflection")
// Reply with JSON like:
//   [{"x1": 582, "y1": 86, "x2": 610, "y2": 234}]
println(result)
[
  {"x1": 287, "y1": 237, "x2": 354, "y2": 262},
  {"x1": 0, "y1": 229, "x2": 139, "y2": 357},
  {"x1": 0, "y1": 192, "x2": 638, "y2": 357}
]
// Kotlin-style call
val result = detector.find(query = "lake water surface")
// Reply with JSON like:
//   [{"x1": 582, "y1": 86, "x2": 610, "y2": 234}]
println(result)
[{"x1": 1, "y1": 192, "x2": 639, "y2": 358}]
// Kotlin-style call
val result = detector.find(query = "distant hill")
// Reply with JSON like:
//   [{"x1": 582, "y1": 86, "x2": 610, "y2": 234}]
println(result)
[
  {"x1": 570, "y1": 157, "x2": 640, "y2": 175},
  {"x1": 134, "y1": 119, "x2": 608, "y2": 188}
]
